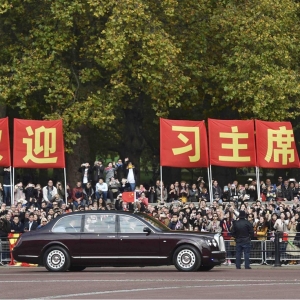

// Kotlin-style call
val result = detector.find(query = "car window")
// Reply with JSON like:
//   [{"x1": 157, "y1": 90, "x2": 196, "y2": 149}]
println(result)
[
  {"x1": 119, "y1": 215, "x2": 146, "y2": 233},
  {"x1": 52, "y1": 215, "x2": 82, "y2": 233},
  {"x1": 84, "y1": 214, "x2": 116, "y2": 233},
  {"x1": 137, "y1": 213, "x2": 170, "y2": 231}
]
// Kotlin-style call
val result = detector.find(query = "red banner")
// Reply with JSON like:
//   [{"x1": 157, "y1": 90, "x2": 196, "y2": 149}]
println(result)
[
  {"x1": 13, "y1": 119, "x2": 65, "y2": 168},
  {"x1": 160, "y1": 118, "x2": 209, "y2": 168},
  {"x1": 0, "y1": 117, "x2": 11, "y2": 167},
  {"x1": 208, "y1": 119, "x2": 256, "y2": 167},
  {"x1": 255, "y1": 120, "x2": 299, "y2": 168}
]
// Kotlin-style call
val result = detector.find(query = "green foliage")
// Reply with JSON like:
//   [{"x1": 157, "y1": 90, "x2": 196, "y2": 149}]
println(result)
[{"x1": 0, "y1": 0, "x2": 300, "y2": 161}]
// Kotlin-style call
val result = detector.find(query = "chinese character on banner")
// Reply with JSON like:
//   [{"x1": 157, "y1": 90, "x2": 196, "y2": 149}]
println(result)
[
  {"x1": 13, "y1": 119, "x2": 65, "y2": 168},
  {"x1": 0, "y1": 117, "x2": 11, "y2": 167},
  {"x1": 255, "y1": 120, "x2": 299, "y2": 168},
  {"x1": 160, "y1": 118, "x2": 209, "y2": 168},
  {"x1": 208, "y1": 119, "x2": 256, "y2": 167}
]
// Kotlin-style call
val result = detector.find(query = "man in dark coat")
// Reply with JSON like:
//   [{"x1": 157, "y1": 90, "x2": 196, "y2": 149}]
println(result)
[
  {"x1": 24, "y1": 214, "x2": 38, "y2": 232},
  {"x1": 10, "y1": 215, "x2": 24, "y2": 233},
  {"x1": 92, "y1": 161, "x2": 105, "y2": 188},
  {"x1": 231, "y1": 210, "x2": 254, "y2": 269}
]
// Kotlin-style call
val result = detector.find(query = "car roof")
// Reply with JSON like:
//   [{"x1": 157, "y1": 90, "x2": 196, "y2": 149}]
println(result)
[{"x1": 54, "y1": 210, "x2": 138, "y2": 221}]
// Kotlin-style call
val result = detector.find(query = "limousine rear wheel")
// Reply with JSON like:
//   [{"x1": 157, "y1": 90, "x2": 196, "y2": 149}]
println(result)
[
  {"x1": 44, "y1": 246, "x2": 71, "y2": 272},
  {"x1": 173, "y1": 245, "x2": 201, "y2": 272}
]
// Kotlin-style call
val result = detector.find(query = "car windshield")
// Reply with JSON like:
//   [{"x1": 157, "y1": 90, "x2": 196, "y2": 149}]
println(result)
[{"x1": 136, "y1": 213, "x2": 170, "y2": 232}]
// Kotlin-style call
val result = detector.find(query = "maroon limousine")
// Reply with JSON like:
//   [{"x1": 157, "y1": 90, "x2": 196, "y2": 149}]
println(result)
[{"x1": 13, "y1": 211, "x2": 226, "y2": 272}]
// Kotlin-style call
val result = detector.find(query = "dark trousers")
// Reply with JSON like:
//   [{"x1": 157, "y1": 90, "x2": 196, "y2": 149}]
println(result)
[
  {"x1": 3, "y1": 186, "x2": 11, "y2": 206},
  {"x1": 236, "y1": 242, "x2": 251, "y2": 269}
]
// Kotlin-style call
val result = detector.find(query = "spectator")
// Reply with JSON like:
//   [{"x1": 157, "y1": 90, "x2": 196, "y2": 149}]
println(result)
[
  {"x1": 212, "y1": 180, "x2": 223, "y2": 199},
  {"x1": 43, "y1": 180, "x2": 58, "y2": 204},
  {"x1": 282, "y1": 180, "x2": 293, "y2": 201},
  {"x1": 115, "y1": 158, "x2": 126, "y2": 182},
  {"x1": 14, "y1": 182, "x2": 25, "y2": 204},
  {"x1": 37, "y1": 218, "x2": 48, "y2": 229},
  {"x1": 83, "y1": 182, "x2": 95, "y2": 205},
  {"x1": 104, "y1": 162, "x2": 117, "y2": 185},
  {"x1": 78, "y1": 163, "x2": 92, "y2": 188},
  {"x1": 167, "y1": 184, "x2": 179, "y2": 203},
  {"x1": 24, "y1": 213, "x2": 38, "y2": 231},
  {"x1": 108, "y1": 177, "x2": 120, "y2": 204},
  {"x1": 95, "y1": 178, "x2": 108, "y2": 201},
  {"x1": 189, "y1": 184, "x2": 199, "y2": 202},
  {"x1": 10, "y1": 215, "x2": 24, "y2": 233},
  {"x1": 155, "y1": 183, "x2": 167, "y2": 203},
  {"x1": 179, "y1": 181, "x2": 189, "y2": 203},
  {"x1": 92, "y1": 160, "x2": 105, "y2": 188},
  {"x1": 56, "y1": 181, "x2": 65, "y2": 201},
  {"x1": 168, "y1": 214, "x2": 183, "y2": 230},
  {"x1": 72, "y1": 181, "x2": 84, "y2": 208},
  {"x1": 124, "y1": 159, "x2": 137, "y2": 191},
  {"x1": 2, "y1": 167, "x2": 11, "y2": 206},
  {"x1": 207, "y1": 213, "x2": 222, "y2": 233}
]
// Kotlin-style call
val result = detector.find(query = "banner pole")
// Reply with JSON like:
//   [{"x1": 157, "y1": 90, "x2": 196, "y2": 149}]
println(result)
[
  {"x1": 9, "y1": 166, "x2": 13, "y2": 207},
  {"x1": 209, "y1": 165, "x2": 213, "y2": 204},
  {"x1": 12, "y1": 167, "x2": 14, "y2": 206},
  {"x1": 160, "y1": 166, "x2": 163, "y2": 204},
  {"x1": 256, "y1": 166, "x2": 261, "y2": 201},
  {"x1": 207, "y1": 167, "x2": 211, "y2": 203},
  {"x1": 63, "y1": 168, "x2": 67, "y2": 204}
]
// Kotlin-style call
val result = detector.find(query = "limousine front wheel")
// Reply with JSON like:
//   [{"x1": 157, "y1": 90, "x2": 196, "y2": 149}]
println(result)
[
  {"x1": 44, "y1": 246, "x2": 71, "y2": 272},
  {"x1": 173, "y1": 245, "x2": 201, "y2": 272}
]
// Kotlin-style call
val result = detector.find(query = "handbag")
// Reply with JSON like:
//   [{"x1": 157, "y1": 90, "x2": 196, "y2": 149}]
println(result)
[{"x1": 230, "y1": 237, "x2": 236, "y2": 246}]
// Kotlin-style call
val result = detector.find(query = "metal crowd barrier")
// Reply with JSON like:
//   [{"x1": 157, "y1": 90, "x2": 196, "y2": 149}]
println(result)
[
  {"x1": 0, "y1": 238, "x2": 11, "y2": 264},
  {"x1": 224, "y1": 232, "x2": 300, "y2": 265},
  {"x1": 224, "y1": 240, "x2": 264, "y2": 264}
]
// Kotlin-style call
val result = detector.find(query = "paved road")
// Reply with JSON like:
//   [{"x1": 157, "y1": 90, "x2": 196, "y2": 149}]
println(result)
[{"x1": 1, "y1": 265, "x2": 300, "y2": 299}]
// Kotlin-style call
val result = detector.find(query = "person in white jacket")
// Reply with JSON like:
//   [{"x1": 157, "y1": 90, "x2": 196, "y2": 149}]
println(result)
[
  {"x1": 42, "y1": 180, "x2": 57, "y2": 204},
  {"x1": 95, "y1": 178, "x2": 108, "y2": 201}
]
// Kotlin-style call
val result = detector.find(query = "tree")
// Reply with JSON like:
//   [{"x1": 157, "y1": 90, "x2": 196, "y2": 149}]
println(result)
[{"x1": 1, "y1": 0, "x2": 300, "y2": 185}]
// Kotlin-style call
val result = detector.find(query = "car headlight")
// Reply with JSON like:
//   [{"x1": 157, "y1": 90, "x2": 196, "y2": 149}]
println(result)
[
  {"x1": 212, "y1": 239, "x2": 217, "y2": 247},
  {"x1": 205, "y1": 238, "x2": 218, "y2": 247}
]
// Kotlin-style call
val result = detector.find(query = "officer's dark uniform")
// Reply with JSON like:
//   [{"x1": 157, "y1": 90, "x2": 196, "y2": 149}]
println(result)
[{"x1": 231, "y1": 210, "x2": 254, "y2": 269}]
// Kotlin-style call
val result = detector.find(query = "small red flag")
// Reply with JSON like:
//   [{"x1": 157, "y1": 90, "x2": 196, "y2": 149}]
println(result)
[{"x1": 122, "y1": 192, "x2": 135, "y2": 203}]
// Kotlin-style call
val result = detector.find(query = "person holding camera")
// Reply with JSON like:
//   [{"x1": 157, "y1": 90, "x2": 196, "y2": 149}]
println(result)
[
  {"x1": 56, "y1": 182, "x2": 65, "y2": 201},
  {"x1": 24, "y1": 181, "x2": 35, "y2": 202},
  {"x1": 78, "y1": 163, "x2": 92, "y2": 188},
  {"x1": 92, "y1": 160, "x2": 104, "y2": 188},
  {"x1": 231, "y1": 210, "x2": 254, "y2": 269}
]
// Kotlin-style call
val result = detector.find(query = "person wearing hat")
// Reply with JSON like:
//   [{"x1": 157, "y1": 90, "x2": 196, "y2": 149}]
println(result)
[{"x1": 231, "y1": 210, "x2": 254, "y2": 269}]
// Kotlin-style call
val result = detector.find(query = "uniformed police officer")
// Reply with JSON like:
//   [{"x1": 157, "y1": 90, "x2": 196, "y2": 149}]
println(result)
[{"x1": 231, "y1": 210, "x2": 254, "y2": 269}]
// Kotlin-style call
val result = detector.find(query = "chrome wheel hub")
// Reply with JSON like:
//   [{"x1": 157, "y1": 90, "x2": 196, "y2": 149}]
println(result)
[
  {"x1": 47, "y1": 250, "x2": 65, "y2": 270},
  {"x1": 177, "y1": 249, "x2": 196, "y2": 269}
]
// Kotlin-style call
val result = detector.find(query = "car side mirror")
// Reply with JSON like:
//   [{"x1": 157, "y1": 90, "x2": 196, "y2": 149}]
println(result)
[{"x1": 143, "y1": 227, "x2": 151, "y2": 234}]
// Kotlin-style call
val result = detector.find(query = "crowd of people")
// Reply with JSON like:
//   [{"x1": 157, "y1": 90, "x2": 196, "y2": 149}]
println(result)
[{"x1": 1, "y1": 159, "x2": 300, "y2": 265}]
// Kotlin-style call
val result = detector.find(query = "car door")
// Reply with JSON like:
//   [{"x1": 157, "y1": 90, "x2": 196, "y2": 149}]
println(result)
[
  {"x1": 117, "y1": 215, "x2": 160, "y2": 263},
  {"x1": 50, "y1": 214, "x2": 82, "y2": 258},
  {"x1": 80, "y1": 213, "x2": 118, "y2": 265}
]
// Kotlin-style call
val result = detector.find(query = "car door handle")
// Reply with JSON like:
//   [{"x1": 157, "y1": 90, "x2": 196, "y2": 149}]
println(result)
[{"x1": 106, "y1": 236, "x2": 116, "y2": 238}]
